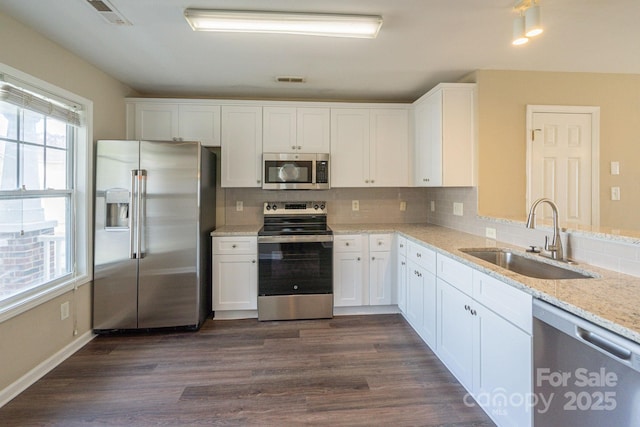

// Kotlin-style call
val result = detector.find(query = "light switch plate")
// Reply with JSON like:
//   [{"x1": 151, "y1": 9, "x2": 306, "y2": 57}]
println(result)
[
  {"x1": 485, "y1": 227, "x2": 497, "y2": 239},
  {"x1": 611, "y1": 187, "x2": 620, "y2": 201},
  {"x1": 352, "y1": 200, "x2": 359, "y2": 211},
  {"x1": 400, "y1": 201, "x2": 406, "y2": 211},
  {"x1": 236, "y1": 201, "x2": 243, "y2": 211},
  {"x1": 611, "y1": 161, "x2": 620, "y2": 175},
  {"x1": 430, "y1": 201, "x2": 435, "y2": 212}
]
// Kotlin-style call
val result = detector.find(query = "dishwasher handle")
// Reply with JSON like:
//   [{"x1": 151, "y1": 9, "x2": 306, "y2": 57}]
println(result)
[{"x1": 577, "y1": 327, "x2": 632, "y2": 361}]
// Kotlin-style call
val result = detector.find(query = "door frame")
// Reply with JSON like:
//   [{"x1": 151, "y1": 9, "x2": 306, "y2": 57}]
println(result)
[{"x1": 526, "y1": 105, "x2": 601, "y2": 227}]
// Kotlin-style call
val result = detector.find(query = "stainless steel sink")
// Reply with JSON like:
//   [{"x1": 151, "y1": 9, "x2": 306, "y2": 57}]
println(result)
[{"x1": 460, "y1": 248, "x2": 594, "y2": 280}]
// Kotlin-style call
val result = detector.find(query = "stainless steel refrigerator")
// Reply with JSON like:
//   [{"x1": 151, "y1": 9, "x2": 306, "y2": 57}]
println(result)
[{"x1": 93, "y1": 140, "x2": 215, "y2": 332}]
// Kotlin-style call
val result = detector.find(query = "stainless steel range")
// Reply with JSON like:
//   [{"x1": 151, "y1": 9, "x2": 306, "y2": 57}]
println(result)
[{"x1": 257, "y1": 201, "x2": 333, "y2": 321}]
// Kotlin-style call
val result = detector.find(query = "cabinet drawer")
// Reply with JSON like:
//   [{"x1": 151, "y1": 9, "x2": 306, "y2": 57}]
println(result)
[
  {"x1": 213, "y1": 236, "x2": 257, "y2": 255},
  {"x1": 407, "y1": 241, "x2": 436, "y2": 274},
  {"x1": 473, "y1": 270, "x2": 532, "y2": 333},
  {"x1": 334, "y1": 235, "x2": 364, "y2": 252},
  {"x1": 369, "y1": 233, "x2": 392, "y2": 252},
  {"x1": 437, "y1": 254, "x2": 472, "y2": 296}
]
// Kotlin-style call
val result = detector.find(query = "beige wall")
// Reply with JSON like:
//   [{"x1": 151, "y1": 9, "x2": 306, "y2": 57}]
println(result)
[
  {"x1": 0, "y1": 12, "x2": 132, "y2": 393},
  {"x1": 475, "y1": 70, "x2": 640, "y2": 231}
]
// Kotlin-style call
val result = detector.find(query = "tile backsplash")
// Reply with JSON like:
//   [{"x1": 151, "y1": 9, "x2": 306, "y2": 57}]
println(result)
[{"x1": 222, "y1": 187, "x2": 430, "y2": 226}]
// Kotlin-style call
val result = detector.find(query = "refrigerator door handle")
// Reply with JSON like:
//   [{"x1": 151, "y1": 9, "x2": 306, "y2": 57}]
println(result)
[
  {"x1": 138, "y1": 169, "x2": 147, "y2": 259},
  {"x1": 130, "y1": 170, "x2": 137, "y2": 259}
]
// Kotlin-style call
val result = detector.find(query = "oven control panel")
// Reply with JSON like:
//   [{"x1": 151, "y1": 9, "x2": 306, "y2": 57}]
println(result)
[{"x1": 263, "y1": 201, "x2": 327, "y2": 215}]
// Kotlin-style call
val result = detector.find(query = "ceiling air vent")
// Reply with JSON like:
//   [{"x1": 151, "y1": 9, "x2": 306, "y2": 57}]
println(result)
[
  {"x1": 276, "y1": 76, "x2": 306, "y2": 83},
  {"x1": 86, "y1": 0, "x2": 132, "y2": 25}
]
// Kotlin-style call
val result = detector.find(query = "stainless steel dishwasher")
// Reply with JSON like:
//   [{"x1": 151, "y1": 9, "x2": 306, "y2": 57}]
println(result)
[{"x1": 533, "y1": 299, "x2": 640, "y2": 426}]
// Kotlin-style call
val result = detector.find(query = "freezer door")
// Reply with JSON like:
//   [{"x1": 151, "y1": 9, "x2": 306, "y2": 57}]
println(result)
[
  {"x1": 93, "y1": 140, "x2": 140, "y2": 330},
  {"x1": 137, "y1": 140, "x2": 200, "y2": 328}
]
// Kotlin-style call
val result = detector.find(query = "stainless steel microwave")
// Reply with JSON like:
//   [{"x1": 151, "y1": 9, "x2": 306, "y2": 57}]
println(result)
[{"x1": 262, "y1": 153, "x2": 330, "y2": 190}]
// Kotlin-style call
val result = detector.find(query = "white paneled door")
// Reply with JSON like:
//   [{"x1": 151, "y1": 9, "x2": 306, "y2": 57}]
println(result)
[{"x1": 527, "y1": 107, "x2": 599, "y2": 227}]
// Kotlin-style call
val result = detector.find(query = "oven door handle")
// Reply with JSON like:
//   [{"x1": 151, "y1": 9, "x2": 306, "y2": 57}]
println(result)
[{"x1": 258, "y1": 235, "x2": 333, "y2": 244}]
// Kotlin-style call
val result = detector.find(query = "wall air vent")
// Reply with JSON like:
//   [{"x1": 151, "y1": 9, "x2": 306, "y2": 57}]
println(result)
[
  {"x1": 276, "y1": 76, "x2": 306, "y2": 83},
  {"x1": 86, "y1": 0, "x2": 132, "y2": 25}
]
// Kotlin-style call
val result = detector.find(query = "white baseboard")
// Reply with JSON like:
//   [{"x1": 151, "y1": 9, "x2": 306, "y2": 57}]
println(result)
[{"x1": 0, "y1": 330, "x2": 95, "y2": 408}]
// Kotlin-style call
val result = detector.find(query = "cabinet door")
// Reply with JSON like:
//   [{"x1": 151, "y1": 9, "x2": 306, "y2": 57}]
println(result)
[
  {"x1": 475, "y1": 304, "x2": 532, "y2": 427},
  {"x1": 421, "y1": 268, "x2": 437, "y2": 350},
  {"x1": 370, "y1": 109, "x2": 410, "y2": 187},
  {"x1": 221, "y1": 106, "x2": 263, "y2": 187},
  {"x1": 212, "y1": 254, "x2": 257, "y2": 310},
  {"x1": 406, "y1": 260, "x2": 424, "y2": 331},
  {"x1": 179, "y1": 104, "x2": 221, "y2": 147},
  {"x1": 135, "y1": 103, "x2": 179, "y2": 141},
  {"x1": 437, "y1": 278, "x2": 475, "y2": 390},
  {"x1": 369, "y1": 251, "x2": 392, "y2": 305},
  {"x1": 263, "y1": 107, "x2": 296, "y2": 152},
  {"x1": 333, "y1": 251, "x2": 365, "y2": 307},
  {"x1": 413, "y1": 91, "x2": 442, "y2": 186},
  {"x1": 297, "y1": 107, "x2": 330, "y2": 153},
  {"x1": 330, "y1": 109, "x2": 370, "y2": 187},
  {"x1": 441, "y1": 86, "x2": 475, "y2": 186},
  {"x1": 397, "y1": 254, "x2": 407, "y2": 314}
]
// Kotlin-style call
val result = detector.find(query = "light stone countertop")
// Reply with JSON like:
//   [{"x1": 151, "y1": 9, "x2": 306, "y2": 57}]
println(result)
[
  {"x1": 331, "y1": 223, "x2": 640, "y2": 344},
  {"x1": 210, "y1": 224, "x2": 262, "y2": 236},
  {"x1": 211, "y1": 222, "x2": 640, "y2": 344}
]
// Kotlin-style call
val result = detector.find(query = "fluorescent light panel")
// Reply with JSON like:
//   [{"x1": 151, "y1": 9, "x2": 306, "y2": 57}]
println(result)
[{"x1": 184, "y1": 9, "x2": 383, "y2": 38}]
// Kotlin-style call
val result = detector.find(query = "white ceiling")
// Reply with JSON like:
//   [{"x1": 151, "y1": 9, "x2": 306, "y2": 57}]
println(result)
[{"x1": 1, "y1": 0, "x2": 639, "y2": 102}]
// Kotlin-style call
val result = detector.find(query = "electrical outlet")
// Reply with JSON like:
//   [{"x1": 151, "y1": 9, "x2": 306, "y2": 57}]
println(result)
[
  {"x1": 485, "y1": 227, "x2": 497, "y2": 239},
  {"x1": 611, "y1": 187, "x2": 620, "y2": 201},
  {"x1": 430, "y1": 201, "x2": 435, "y2": 212},
  {"x1": 453, "y1": 202, "x2": 464, "y2": 216},
  {"x1": 60, "y1": 301, "x2": 69, "y2": 320},
  {"x1": 611, "y1": 161, "x2": 620, "y2": 175},
  {"x1": 352, "y1": 200, "x2": 359, "y2": 211},
  {"x1": 400, "y1": 201, "x2": 406, "y2": 211},
  {"x1": 236, "y1": 201, "x2": 243, "y2": 211}
]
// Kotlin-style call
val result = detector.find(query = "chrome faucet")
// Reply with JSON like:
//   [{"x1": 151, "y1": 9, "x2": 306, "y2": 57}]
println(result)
[{"x1": 526, "y1": 198, "x2": 564, "y2": 261}]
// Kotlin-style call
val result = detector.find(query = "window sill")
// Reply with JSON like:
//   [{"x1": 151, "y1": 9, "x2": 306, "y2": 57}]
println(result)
[{"x1": 0, "y1": 275, "x2": 91, "y2": 324}]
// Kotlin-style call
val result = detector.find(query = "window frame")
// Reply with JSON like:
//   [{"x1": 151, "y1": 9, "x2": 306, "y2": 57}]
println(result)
[{"x1": 0, "y1": 63, "x2": 93, "y2": 323}]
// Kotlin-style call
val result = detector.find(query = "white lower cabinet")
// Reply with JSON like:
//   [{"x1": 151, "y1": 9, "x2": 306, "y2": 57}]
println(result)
[
  {"x1": 369, "y1": 234, "x2": 393, "y2": 305},
  {"x1": 333, "y1": 235, "x2": 366, "y2": 307},
  {"x1": 333, "y1": 233, "x2": 394, "y2": 307},
  {"x1": 212, "y1": 236, "x2": 257, "y2": 311},
  {"x1": 396, "y1": 236, "x2": 408, "y2": 313},
  {"x1": 435, "y1": 253, "x2": 533, "y2": 427},
  {"x1": 404, "y1": 241, "x2": 437, "y2": 349}
]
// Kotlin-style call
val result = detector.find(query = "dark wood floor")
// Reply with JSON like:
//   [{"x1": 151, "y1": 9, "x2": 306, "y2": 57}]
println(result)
[{"x1": 1, "y1": 314, "x2": 494, "y2": 426}]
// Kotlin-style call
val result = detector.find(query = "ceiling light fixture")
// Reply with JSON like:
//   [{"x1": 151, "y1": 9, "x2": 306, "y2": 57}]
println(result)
[
  {"x1": 512, "y1": 0, "x2": 543, "y2": 45},
  {"x1": 183, "y1": 9, "x2": 383, "y2": 39}
]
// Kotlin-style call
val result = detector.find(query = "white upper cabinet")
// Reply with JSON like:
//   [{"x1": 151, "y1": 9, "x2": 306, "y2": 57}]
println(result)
[
  {"x1": 132, "y1": 102, "x2": 221, "y2": 146},
  {"x1": 221, "y1": 106, "x2": 263, "y2": 187},
  {"x1": 331, "y1": 107, "x2": 409, "y2": 187},
  {"x1": 413, "y1": 83, "x2": 476, "y2": 187},
  {"x1": 263, "y1": 107, "x2": 330, "y2": 153}
]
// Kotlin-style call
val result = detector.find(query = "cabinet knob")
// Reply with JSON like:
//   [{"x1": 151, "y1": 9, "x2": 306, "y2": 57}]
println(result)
[
  {"x1": 417, "y1": 253, "x2": 422, "y2": 258},
  {"x1": 357, "y1": 257, "x2": 361, "y2": 261},
  {"x1": 371, "y1": 256, "x2": 375, "y2": 261},
  {"x1": 371, "y1": 180, "x2": 374, "y2": 184},
  {"x1": 291, "y1": 146, "x2": 296, "y2": 150},
  {"x1": 400, "y1": 244, "x2": 404, "y2": 248},
  {"x1": 471, "y1": 309, "x2": 477, "y2": 316},
  {"x1": 378, "y1": 241, "x2": 383, "y2": 246},
  {"x1": 401, "y1": 261, "x2": 406, "y2": 265},
  {"x1": 257, "y1": 180, "x2": 261, "y2": 184},
  {"x1": 365, "y1": 180, "x2": 369, "y2": 184},
  {"x1": 297, "y1": 146, "x2": 302, "y2": 150},
  {"x1": 345, "y1": 242, "x2": 350, "y2": 246},
  {"x1": 464, "y1": 304, "x2": 470, "y2": 311},
  {"x1": 232, "y1": 244, "x2": 237, "y2": 248}
]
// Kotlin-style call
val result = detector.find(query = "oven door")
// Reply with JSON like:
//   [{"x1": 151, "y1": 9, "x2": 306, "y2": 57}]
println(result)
[{"x1": 258, "y1": 235, "x2": 333, "y2": 296}]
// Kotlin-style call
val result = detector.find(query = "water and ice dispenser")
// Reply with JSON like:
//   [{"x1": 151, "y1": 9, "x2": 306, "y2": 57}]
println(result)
[{"x1": 105, "y1": 189, "x2": 130, "y2": 229}]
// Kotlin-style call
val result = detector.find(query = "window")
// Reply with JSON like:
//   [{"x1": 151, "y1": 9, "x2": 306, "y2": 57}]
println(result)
[{"x1": 0, "y1": 67, "x2": 91, "y2": 316}]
